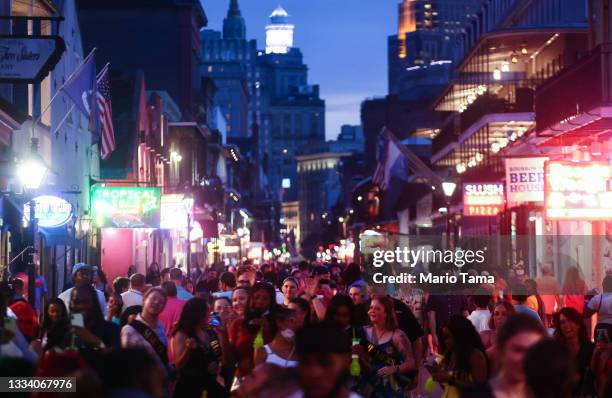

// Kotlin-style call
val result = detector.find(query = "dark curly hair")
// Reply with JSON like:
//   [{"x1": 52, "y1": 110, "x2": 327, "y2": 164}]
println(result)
[{"x1": 441, "y1": 315, "x2": 486, "y2": 381}]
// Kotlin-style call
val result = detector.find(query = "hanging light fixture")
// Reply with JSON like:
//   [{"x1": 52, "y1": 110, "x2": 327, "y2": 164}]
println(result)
[
  {"x1": 511, "y1": 50, "x2": 519, "y2": 64},
  {"x1": 520, "y1": 42, "x2": 528, "y2": 55},
  {"x1": 493, "y1": 68, "x2": 501, "y2": 80}
]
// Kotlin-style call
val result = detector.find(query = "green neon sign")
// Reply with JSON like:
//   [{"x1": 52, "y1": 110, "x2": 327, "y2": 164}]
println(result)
[{"x1": 91, "y1": 186, "x2": 161, "y2": 228}]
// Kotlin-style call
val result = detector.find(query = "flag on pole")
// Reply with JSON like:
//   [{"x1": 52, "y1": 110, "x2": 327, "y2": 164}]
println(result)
[
  {"x1": 371, "y1": 132, "x2": 405, "y2": 190},
  {"x1": 63, "y1": 53, "x2": 97, "y2": 132},
  {"x1": 97, "y1": 65, "x2": 116, "y2": 160}
]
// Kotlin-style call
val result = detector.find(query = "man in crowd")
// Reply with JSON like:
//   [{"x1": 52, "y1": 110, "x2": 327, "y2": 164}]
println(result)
[
  {"x1": 158, "y1": 281, "x2": 185, "y2": 338},
  {"x1": 237, "y1": 266, "x2": 255, "y2": 289},
  {"x1": 113, "y1": 277, "x2": 130, "y2": 295},
  {"x1": 8, "y1": 278, "x2": 38, "y2": 341},
  {"x1": 214, "y1": 271, "x2": 236, "y2": 299},
  {"x1": 169, "y1": 268, "x2": 192, "y2": 300},
  {"x1": 536, "y1": 264, "x2": 561, "y2": 326},
  {"x1": 288, "y1": 321, "x2": 361, "y2": 398},
  {"x1": 512, "y1": 283, "x2": 543, "y2": 323},
  {"x1": 58, "y1": 263, "x2": 107, "y2": 316},
  {"x1": 348, "y1": 284, "x2": 369, "y2": 327},
  {"x1": 121, "y1": 273, "x2": 146, "y2": 313}
]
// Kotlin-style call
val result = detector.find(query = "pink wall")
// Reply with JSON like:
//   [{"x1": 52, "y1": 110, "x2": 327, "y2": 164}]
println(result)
[{"x1": 101, "y1": 229, "x2": 134, "y2": 282}]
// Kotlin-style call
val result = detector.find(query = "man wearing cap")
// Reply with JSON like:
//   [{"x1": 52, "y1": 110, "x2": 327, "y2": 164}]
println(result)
[{"x1": 58, "y1": 263, "x2": 107, "y2": 316}]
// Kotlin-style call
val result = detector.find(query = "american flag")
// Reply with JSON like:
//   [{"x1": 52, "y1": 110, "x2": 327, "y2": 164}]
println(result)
[{"x1": 97, "y1": 66, "x2": 116, "y2": 160}]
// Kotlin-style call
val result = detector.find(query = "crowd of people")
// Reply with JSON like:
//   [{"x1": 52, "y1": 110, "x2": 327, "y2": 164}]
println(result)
[{"x1": 1, "y1": 258, "x2": 612, "y2": 398}]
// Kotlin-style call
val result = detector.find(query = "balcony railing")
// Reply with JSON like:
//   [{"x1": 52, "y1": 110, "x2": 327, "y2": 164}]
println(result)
[
  {"x1": 460, "y1": 91, "x2": 534, "y2": 132},
  {"x1": 536, "y1": 44, "x2": 612, "y2": 132}
]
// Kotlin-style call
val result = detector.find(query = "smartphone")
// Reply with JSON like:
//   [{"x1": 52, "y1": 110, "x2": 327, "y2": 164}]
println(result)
[
  {"x1": 210, "y1": 312, "x2": 221, "y2": 327},
  {"x1": 596, "y1": 329, "x2": 610, "y2": 344},
  {"x1": 71, "y1": 313, "x2": 84, "y2": 327}
]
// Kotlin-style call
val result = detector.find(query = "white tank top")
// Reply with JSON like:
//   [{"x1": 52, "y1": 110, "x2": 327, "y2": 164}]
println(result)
[{"x1": 264, "y1": 344, "x2": 298, "y2": 368}]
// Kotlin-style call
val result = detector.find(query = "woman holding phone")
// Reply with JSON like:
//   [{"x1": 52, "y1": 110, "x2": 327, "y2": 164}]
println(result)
[{"x1": 171, "y1": 297, "x2": 225, "y2": 398}]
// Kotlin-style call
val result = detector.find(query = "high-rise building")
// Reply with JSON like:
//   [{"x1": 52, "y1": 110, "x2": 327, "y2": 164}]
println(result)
[
  {"x1": 388, "y1": 0, "x2": 483, "y2": 97},
  {"x1": 266, "y1": 6, "x2": 295, "y2": 54},
  {"x1": 201, "y1": 0, "x2": 257, "y2": 140},
  {"x1": 254, "y1": 6, "x2": 326, "y2": 201}
]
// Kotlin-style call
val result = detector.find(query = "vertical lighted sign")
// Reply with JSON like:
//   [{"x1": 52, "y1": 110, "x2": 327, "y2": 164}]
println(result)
[
  {"x1": 545, "y1": 161, "x2": 612, "y2": 220},
  {"x1": 463, "y1": 183, "x2": 505, "y2": 216}
]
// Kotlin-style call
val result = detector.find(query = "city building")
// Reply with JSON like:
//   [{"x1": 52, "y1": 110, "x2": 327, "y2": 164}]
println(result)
[
  {"x1": 427, "y1": 0, "x2": 592, "y2": 278},
  {"x1": 296, "y1": 151, "x2": 351, "y2": 255},
  {"x1": 327, "y1": 125, "x2": 365, "y2": 154},
  {"x1": 389, "y1": 0, "x2": 483, "y2": 98},
  {"x1": 201, "y1": 0, "x2": 257, "y2": 140},
  {"x1": 254, "y1": 5, "x2": 326, "y2": 201},
  {"x1": 76, "y1": 0, "x2": 208, "y2": 122}
]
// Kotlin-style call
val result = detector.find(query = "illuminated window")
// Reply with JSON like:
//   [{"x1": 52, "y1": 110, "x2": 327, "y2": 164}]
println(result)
[{"x1": 282, "y1": 178, "x2": 291, "y2": 188}]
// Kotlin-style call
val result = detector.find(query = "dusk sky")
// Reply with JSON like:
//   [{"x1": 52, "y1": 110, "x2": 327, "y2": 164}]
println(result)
[{"x1": 201, "y1": 0, "x2": 398, "y2": 140}]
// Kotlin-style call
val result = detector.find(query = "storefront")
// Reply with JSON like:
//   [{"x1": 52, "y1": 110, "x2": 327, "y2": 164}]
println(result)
[{"x1": 92, "y1": 185, "x2": 162, "y2": 281}]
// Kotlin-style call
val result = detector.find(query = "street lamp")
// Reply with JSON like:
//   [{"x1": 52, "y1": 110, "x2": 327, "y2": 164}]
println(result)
[
  {"x1": 442, "y1": 182, "x2": 456, "y2": 198},
  {"x1": 77, "y1": 214, "x2": 92, "y2": 264},
  {"x1": 442, "y1": 181, "x2": 456, "y2": 248},
  {"x1": 182, "y1": 194, "x2": 194, "y2": 275},
  {"x1": 17, "y1": 137, "x2": 48, "y2": 308},
  {"x1": 18, "y1": 138, "x2": 48, "y2": 190}
]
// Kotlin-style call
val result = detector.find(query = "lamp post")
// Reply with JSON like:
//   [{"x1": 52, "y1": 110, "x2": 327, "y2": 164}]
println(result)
[
  {"x1": 17, "y1": 137, "x2": 48, "y2": 308},
  {"x1": 78, "y1": 214, "x2": 92, "y2": 264},
  {"x1": 183, "y1": 194, "x2": 194, "y2": 275},
  {"x1": 442, "y1": 182, "x2": 457, "y2": 248}
]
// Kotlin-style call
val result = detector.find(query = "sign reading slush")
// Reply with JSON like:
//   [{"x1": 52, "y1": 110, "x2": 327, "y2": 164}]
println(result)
[
  {"x1": 463, "y1": 183, "x2": 504, "y2": 216},
  {"x1": 545, "y1": 161, "x2": 612, "y2": 220},
  {"x1": 91, "y1": 186, "x2": 161, "y2": 228}
]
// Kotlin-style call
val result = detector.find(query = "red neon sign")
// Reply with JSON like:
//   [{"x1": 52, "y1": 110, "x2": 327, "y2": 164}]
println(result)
[
  {"x1": 545, "y1": 161, "x2": 612, "y2": 220},
  {"x1": 463, "y1": 183, "x2": 504, "y2": 216}
]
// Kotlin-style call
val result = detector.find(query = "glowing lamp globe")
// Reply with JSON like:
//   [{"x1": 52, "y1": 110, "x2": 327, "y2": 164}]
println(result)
[
  {"x1": 18, "y1": 157, "x2": 47, "y2": 190},
  {"x1": 442, "y1": 182, "x2": 456, "y2": 198}
]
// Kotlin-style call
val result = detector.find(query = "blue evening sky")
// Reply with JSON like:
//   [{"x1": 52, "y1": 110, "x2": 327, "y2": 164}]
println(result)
[{"x1": 201, "y1": 0, "x2": 398, "y2": 140}]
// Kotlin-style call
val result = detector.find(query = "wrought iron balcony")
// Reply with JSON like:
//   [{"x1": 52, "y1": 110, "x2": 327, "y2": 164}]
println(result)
[{"x1": 536, "y1": 44, "x2": 612, "y2": 133}]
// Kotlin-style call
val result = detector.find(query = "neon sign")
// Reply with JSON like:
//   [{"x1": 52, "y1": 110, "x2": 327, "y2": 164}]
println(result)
[
  {"x1": 91, "y1": 186, "x2": 160, "y2": 228},
  {"x1": 463, "y1": 183, "x2": 504, "y2": 216},
  {"x1": 545, "y1": 161, "x2": 612, "y2": 220},
  {"x1": 24, "y1": 195, "x2": 73, "y2": 228},
  {"x1": 160, "y1": 194, "x2": 189, "y2": 229}
]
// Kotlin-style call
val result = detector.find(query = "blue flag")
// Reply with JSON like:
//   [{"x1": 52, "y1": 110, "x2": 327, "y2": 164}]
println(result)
[{"x1": 63, "y1": 54, "x2": 98, "y2": 133}]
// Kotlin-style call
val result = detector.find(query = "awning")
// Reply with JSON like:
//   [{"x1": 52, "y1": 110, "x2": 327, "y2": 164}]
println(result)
[{"x1": 39, "y1": 228, "x2": 80, "y2": 248}]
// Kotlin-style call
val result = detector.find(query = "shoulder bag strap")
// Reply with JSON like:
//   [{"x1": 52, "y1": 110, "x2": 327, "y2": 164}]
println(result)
[{"x1": 129, "y1": 319, "x2": 168, "y2": 366}]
